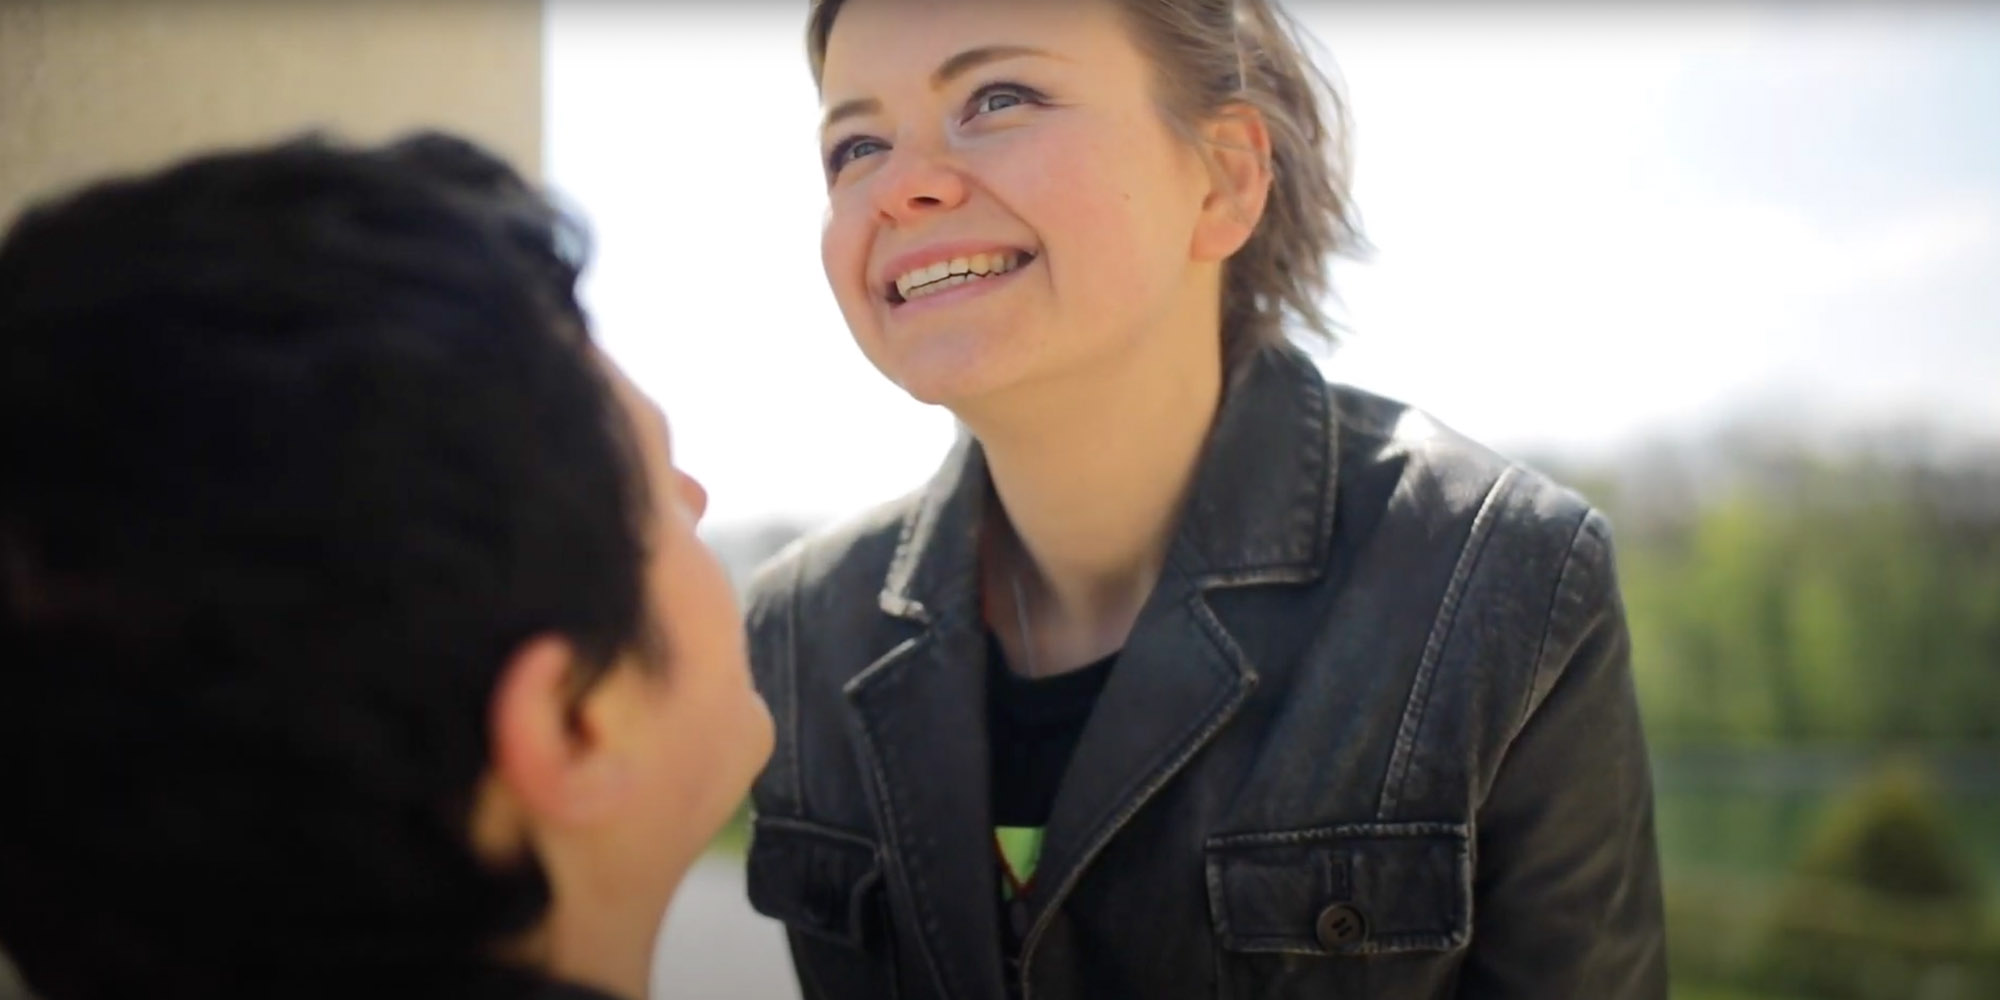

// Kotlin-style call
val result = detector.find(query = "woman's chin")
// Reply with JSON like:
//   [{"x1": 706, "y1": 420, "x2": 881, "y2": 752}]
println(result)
[{"x1": 871, "y1": 333, "x2": 1041, "y2": 412}]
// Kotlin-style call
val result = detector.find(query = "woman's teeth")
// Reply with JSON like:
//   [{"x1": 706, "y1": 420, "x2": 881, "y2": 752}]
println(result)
[{"x1": 894, "y1": 251, "x2": 1026, "y2": 302}]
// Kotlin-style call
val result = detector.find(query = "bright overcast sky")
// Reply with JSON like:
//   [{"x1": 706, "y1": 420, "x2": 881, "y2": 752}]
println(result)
[{"x1": 545, "y1": 3, "x2": 2000, "y2": 530}]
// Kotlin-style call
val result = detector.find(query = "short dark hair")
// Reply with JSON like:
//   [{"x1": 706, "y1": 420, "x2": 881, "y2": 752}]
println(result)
[{"x1": 0, "y1": 133, "x2": 651, "y2": 998}]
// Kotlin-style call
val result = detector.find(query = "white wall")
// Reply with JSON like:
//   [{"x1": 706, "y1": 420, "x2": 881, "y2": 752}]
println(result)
[{"x1": 0, "y1": 0, "x2": 545, "y2": 222}]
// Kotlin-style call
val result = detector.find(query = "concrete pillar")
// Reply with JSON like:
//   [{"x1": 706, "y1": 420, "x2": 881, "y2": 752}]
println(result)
[{"x1": 0, "y1": 0, "x2": 545, "y2": 223}]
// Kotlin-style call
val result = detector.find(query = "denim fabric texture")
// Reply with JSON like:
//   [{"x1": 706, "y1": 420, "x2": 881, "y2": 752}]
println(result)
[{"x1": 742, "y1": 343, "x2": 1668, "y2": 1000}]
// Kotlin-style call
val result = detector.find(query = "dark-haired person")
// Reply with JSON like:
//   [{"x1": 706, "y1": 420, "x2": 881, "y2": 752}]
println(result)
[
  {"x1": 741, "y1": 1, "x2": 1667, "y2": 998},
  {"x1": 0, "y1": 133, "x2": 773, "y2": 1000}
]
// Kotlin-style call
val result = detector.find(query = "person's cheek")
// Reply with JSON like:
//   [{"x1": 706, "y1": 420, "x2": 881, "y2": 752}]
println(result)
[{"x1": 821, "y1": 196, "x2": 871, "y2": 313}]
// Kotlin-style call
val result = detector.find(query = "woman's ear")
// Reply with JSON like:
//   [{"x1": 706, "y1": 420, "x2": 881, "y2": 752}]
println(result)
[{"x1": 1191, "y1": 102, "x2": 1275, "y2": 263}]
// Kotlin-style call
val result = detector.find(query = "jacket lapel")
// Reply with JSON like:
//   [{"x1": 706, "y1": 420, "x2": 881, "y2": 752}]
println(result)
[
  {"x1": 1018, "y1": 345, "x2": 1341, "y2": 969},
  {"x1": 845, "y1": 434, "x2": 1008, "y2": 1000},
  {"x1": 1018, "y1": 564, "x2": 1257, "y2": 961}
]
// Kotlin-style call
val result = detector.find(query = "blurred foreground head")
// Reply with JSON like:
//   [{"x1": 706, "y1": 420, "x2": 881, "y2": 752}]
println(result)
[{"x1": 0, "y1": 133, "x2": 772, "y2": 1000}]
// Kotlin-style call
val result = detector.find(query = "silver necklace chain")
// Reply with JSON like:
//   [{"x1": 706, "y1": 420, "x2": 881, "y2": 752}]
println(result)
[{"x1": 1008, "y1": 562, "x2": 1042, "y2": 680}]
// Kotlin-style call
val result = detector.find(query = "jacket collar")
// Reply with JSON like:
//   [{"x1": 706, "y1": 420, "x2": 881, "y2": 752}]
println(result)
[{"x1": 878, "y1": 342, "x2": 1338, "y2": 621}]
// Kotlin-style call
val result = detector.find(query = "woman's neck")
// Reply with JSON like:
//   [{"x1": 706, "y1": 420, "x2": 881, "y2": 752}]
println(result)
[{"x1": 962, "y1": 319, "x2": 1224, "y2": 674}]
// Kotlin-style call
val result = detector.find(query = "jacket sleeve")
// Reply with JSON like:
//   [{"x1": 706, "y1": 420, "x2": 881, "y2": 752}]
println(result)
[{"x1": 1457, "y1": 509, "x2": 1668, "y2": 999}]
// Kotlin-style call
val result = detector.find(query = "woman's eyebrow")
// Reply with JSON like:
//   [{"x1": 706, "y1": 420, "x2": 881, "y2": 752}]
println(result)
[
  {"x1": 930, "y1": 44, "x2": 1056, "y2": 88},
  {"x1": 820, "y1": 44, "x2": 1060, "y2": 134}
]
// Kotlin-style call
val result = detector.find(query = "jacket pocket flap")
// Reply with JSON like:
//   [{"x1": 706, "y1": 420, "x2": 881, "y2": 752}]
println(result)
[
  {"x1": 1205, "y1": 821, "x2": 1471, "y2": 957},
  {"x1": 746, "y1": 816, "x2": 884, "y2": 949}
]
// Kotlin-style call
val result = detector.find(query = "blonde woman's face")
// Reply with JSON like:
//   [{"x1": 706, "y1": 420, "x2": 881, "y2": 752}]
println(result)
[{"x1": 816, "y1": 0, "x2": 1216, "y2": 408}]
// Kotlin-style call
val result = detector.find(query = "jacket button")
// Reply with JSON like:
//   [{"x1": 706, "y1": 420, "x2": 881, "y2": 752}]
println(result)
[{"x1": 1315, "y1": 902, "x2": 1368, "y2": 948}]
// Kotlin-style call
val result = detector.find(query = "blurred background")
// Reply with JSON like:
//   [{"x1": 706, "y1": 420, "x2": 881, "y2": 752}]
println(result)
[{"x1": 4, "y1": 2, "x2": 1996, "y2": 999}]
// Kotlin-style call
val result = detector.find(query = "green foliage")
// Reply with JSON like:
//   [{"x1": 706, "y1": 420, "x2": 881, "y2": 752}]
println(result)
[
  {"x1": 1671, "y1": 988, "x2": 1817, "y2": 1000},
  {"x1": 1559, "y1": 433, "x2": 2000, "y2": 997},
  {"x1": 1659, "y1": 765, "x2": 2000, "y2": 1000},
  {"x1": 1792, "y1": 761, "x2": 1987, "y2": 908},
  {"x1": 1753, "y1": 762, "x2": 1997, "y2": 1000},
  {"x1": 1561, "y1": 441, "x2": 2000, "y2": 745},
  {"x1": 1664, "y1": 869, "x2": 1780, "y2": 989}
]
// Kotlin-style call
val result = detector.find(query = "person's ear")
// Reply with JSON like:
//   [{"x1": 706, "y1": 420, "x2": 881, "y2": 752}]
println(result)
[
  {"x1": 486, "y1": 635, "x2": 632, "y2": 829},
  {"x1": 1191, "y1": 103, "x2": 1275, "y2": 263}
]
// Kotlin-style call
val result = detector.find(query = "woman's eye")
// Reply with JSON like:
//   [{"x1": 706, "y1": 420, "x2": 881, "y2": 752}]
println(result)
[
  {"x1": 827, "y1": 137, "x2": 888, "y2": 174},
  {"x1": 978, "y1": 91, "x2": 1024, "y2": 114},
  {"x1": 967, "y1": 83, "x2": 1044, "y2": 120}
]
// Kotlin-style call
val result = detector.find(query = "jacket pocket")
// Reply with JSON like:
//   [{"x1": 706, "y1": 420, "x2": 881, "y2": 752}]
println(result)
[
  {"x1": 746, "y1": 815, "x2": 899, "y2": 1000},
  {"x1": 1204, "y1": 821, "x2": 1471, "y2": 958},
  {"x1": 747, "y1": 815, "x2": 885, "y2": 948}
]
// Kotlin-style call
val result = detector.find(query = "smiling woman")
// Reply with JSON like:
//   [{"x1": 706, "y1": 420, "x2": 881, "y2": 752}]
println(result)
[
  {"x1": 740, "y1": 2, "x2": 1667, "y2": 999},
  {"x1": 808, "y1": 0, "x2": 1354, "y2": 411}
]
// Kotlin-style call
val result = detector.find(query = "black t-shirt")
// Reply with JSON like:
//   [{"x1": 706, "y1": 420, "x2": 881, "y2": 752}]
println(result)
[{"x1": 985, "y1": 630, "x2": 1117, "y2": 979}]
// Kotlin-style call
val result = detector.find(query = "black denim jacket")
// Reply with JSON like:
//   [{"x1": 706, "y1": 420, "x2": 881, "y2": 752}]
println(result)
[{"x1": 742, "y1": 343, "x2": 1667, "y2": 1000}]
